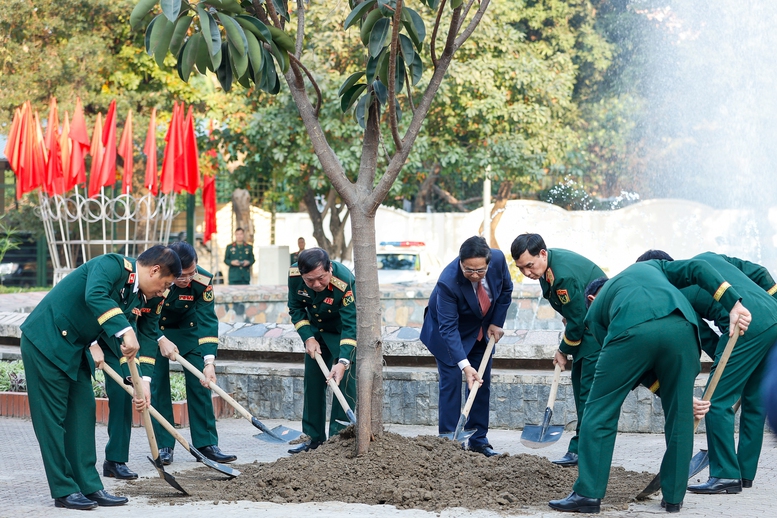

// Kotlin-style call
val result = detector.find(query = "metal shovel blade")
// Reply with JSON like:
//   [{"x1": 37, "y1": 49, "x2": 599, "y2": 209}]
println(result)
[
  {"x1": 689, "y1": 449, "x2": 710, "y2": 478},
  {"x1": 520, "y1": 407, "x2": 564, "y2": 449},
  {"x1": 189, "y1": 446, "x2": 240, "y2": 478},
  {"x1": 147, "y1": 456, "x2": 188, "y2": 495},
  {"x1": 253, "y1": 424, "x2": 304, "y2": 444},
  {"x1": 439, "y1": 429, "x2": 477, "y2": 443}
]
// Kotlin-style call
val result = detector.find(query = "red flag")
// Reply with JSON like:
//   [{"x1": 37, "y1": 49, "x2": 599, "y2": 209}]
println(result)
[
  {"x1": 172, "y1": 102, "x2": 189, "y2": 194},
  {"x1": 87, "y1": 112, "x2": 105, "y2": 197},
  {"x1": 160, "y1": 102, "x2": 183, "y2": 194},
  {"x1": 143, "y1": 107, "x2": 158, "y2": 196},
  {"x1": 95, "y1": 99, "x2": 118, "y2": 194},
  {"x1": 118, "y1": 109, "x2": 134, "y2": 194},
  {"x1": 202, "y1": 173, "x2": 217, "y2": 244},
  {"x1": 44, "y1": 97, "x2": 65, "y2": 196},
  {"x1": 60, "y1": 112, "x2": 72, "y2": 191},
  {"x1": 31, "y1": 110, "x2": 47, "y2": 194},
  {"x1": 68, "y1": 98, "x2": 90, "y2": 189},
  {"x1": 182, "y1": 106, "x2": 200, "y2": 195},
  {"x1": 4, "y1": 108, "x2": 22, "y2": 175}
]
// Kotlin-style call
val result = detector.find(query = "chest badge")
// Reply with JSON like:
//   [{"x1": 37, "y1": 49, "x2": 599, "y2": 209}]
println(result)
[
  {"x1": 324, "y1": 297, "x2": 334, "y2": 305},
  {"x1": 179, "y1": 295, "x2": 194, "y2": 301},
  {"x1": 297, "y1": 290, "x2": 311, "y2": 298}
]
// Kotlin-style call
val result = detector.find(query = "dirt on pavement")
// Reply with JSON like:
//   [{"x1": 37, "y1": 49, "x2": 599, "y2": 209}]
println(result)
[{"x1": 122, "y1": 430, "x2": 655, "y2": 513}]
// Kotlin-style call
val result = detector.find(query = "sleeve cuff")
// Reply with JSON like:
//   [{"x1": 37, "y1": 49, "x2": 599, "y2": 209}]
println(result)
[
  {"x1": 458, "y1": 359, "x2": 471, "y2": 370},
  {"x1": 115, "y1": 327, "x2": 132, "y2": 338}
]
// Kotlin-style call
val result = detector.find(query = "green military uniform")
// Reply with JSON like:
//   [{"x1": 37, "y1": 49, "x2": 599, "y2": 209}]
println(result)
[
  {"x1": 690, "y1": 252, "x2": 777, "y2": 482},
  {"x1": 288, "y1": 261, "x2": 357, "y2": 442},
  {"x1": 224, "y1": 241, "x2": 255, "y2": 285},
  {"x1": 538, "y1": 249, "x2": 605, "y2": 456},
  {"x1": 575, "y1": 259, "x2": 742, "y2": 505},
  {"x1": 100, "y1": 290, "x2": 164, "y2": 464},
  {"x1": 151, "y1": 266, "x2": 221, "y2": 450},
  {"x1": 20, "y1": 254, "x2": 142, "y2": 499}
]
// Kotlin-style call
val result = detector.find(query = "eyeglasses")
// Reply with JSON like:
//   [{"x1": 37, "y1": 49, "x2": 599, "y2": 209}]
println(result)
[
  {"x1": 176, "y1": 273, "x2": 196, "y2": 282},
  {"x1": 462, "y1": 266, "x2": 488, "y2": 275}
]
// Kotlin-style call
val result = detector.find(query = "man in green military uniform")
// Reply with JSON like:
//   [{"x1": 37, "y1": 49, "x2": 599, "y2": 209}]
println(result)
[
  {"x1": 549, "y1": 259, "x2": 751, "y2": 514},
  {"x1": 20, "y1": 246, "x2": 180, "y2": 509},
  {"x1": 98, "y1": 290, "x2": 166, "y2": 480},
  {"x1": 152, "y1": 242, "x2": 237, "y2": 465},
  {"x1": 511, "y1": 233, "x2": 605, "y2": 467},
  {"x1": 290, "y1": 236, "x2": 306, "y2": 265},
  {"x1": 224, "y1": 227, "x2": 255, "y2": 285},
  {"x1": 685, "y1": 252, "x2": 777, "y2": 494},
  {"x1": 287, "y1": 247, "x2": 357, "y2": 454}
]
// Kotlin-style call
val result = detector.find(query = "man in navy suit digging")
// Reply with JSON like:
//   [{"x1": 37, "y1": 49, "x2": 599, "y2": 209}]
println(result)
[{"x1": 420, "y1": 236, "x2": 514, "y2": 456}]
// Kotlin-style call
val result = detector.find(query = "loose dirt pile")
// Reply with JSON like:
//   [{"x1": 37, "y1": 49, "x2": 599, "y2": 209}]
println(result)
[{"x1": 123, "y1": 431, "x2": 654, "y2": 512}]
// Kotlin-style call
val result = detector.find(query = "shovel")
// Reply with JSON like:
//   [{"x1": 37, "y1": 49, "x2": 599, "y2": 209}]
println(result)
[
  {"x1": 314, "y1": 352, "x2": 357, "y2": 426},
  {"x1": 102, "y1": 363, "x2": 240, "y2": 479},
  {"x1": 521, "y1": 362, "x2": 565, "y2": 449},
  {"x1": 636, "y1": 327, "x2": 739, "y2": 499},
  {"x1": 174, "y1": 353, "x2": 301, "y2": 443},
  {"x1": 104, "y1": 361, "x2": 187, "y2": 494},
  {"x1": 686, "y1": 398, "x2": 741, "y2": 479},
  {"x1": 440, "y1": 336, "x2": 496, "y2": 443}
]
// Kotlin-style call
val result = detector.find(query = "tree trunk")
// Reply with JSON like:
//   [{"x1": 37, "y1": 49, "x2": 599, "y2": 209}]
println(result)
[
  {"x1": 488, "y1": 180, "x2": 513, "y2": 249},
  {"x1": 350, "y1": 206, "x2": 383, "y2": 453},
  {"x1": 301, "y1": 187, "x2": 351, "y2": 262},
  {"x1": 412, "y1": 163, "x2": 441, "y2": 212},
  {"x1": 232, "y1": 189, "x2": 254, "y2": 243}
]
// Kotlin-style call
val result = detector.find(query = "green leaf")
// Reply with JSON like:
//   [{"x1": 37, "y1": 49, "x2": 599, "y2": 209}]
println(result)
[
  {"x1": 377, "y1": 0, "x2": 396, "y2": 17},
  {"x1": 394, "y1": 97, "x2": 402, "y2": 122},
  {"x1": 216, "y1": 42, "x2": 233, "y2": 92},
  {"x1": 228, "y1": 39, "x2": 249, "y2": 77},
  {"x1": 450, "y1": 0, "x2": 463, "y2": 8},
  {"x1": 153, "y1": 16, "x2": 176, "y2": 67},
  {"x1": 394, "y1": 56, "x2": 405, "y2": 94},
  {"x1": 372, "y1": 80, "x2": 387, "y2": 105},
  {"x1": 193, "y1": 32, "x2": 211, "y2": 73},
  {"x1": 355, "y1": 91, "x2": 373, "y2": 129},
  {"x1": 161, "y1": 0, "x2": 181, "y2": 22},
  {"x1": 338, "y1": 71, "x2": 365, "y2": 97},
  {"x1": 144, "y1": 14, "x2": 160, "y2": 55},
  {"x1": 169, "y1": 15, "x2": 193, "y2": 57},
  {"x1": 259, "y1": 47, "x2": 278, "y2": 93},
  {"x1": 244, "y1": 30, "x2": 264, "y2": 84},
  {"x1": 272, "y1": 0, "x2": 290, "y2": 22},
  {"x1": 209, "y1": 0, "x2": 244, "y2": 14},
  {"x1": 409, "y1": 52, "x2": 423, "y2": 85},
  {"x1": 427, "y1": 0, "x2": 440, "y2": 9},
  {"x1": 175, "y1": 38, "x2": 186, "y2": 80},
  {"x1": 399, "y1": 34, "x2": 415, "y2": 67},
  {"x1": 236, "y1": 15, "x2": 272, "y2": 44},
  {"x1": 343, "y1": 0, "x2": 376, "y2": 30},
  {"x1": 180, "y1": 36, "x2": 199, "y2": 81},
  {"x1": 376, "y1": 47, "x2": 390, "y2": 84},
  {"x1": 131, "y1": 0, "x2": 159, "y2": 30},
  {"x1": 218, "y1": 13, "x2": 248, "y2": 57},
  {"x1": 197, "y1": 5, "x2": 222, "y2": 57},
  {"x1": 368, "y1": 18, "x2": 390, "y2": 58},
  {"x1": 270, "y1": 40, "x2": 289, "y2": 74},
  {"x1": 401, "y1": 8, "x2": 425, "y2": 51},
  {"x1": 366, "y1": 48, "x2": 384, "y2": 83},
  {"x1": 340, "y1": 83, "x2": 367, "y2": 112}
]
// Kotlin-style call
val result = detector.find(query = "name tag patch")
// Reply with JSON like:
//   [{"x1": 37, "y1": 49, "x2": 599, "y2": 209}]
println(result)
[
  {"x1": 179, "y1": 295, "x2": 194, "y2": 301},
  {"x1": 324, "y1": 297, "x2": 334, "y2": 305}
]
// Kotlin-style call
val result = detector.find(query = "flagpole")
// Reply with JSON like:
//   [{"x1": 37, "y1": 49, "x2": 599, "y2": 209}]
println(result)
[{"x1": 100, "y1": 186, "x2": 107, "y2": 255}]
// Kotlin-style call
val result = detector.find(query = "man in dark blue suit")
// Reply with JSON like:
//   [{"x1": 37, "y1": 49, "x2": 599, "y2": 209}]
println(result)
[{"x1": 420, "y1": 236, "x2": 514, "y2": 456}]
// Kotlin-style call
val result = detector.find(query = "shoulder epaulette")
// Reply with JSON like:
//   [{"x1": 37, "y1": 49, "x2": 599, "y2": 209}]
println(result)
[
  {"x1": 330, "y1": 276, "x2": 348, "y2": 292},
  {"x1": 246, "y1": 242, "x2": 253, "y2": 246},
  {"x1": 161, "y1": 288, "x2": 170, "y2": 299},
  {"x1": 192, "y1": 272, "x2": 211, "y2": 286},
  {"x1": 123, "y1": 258, "x2": 133, "y2": 272},
  {"x1": 230, "y1": 242, "x2": 236, "y2": 246},
  {"x1": 289, "y1": 267, "x2": 301, "y2": 277}
]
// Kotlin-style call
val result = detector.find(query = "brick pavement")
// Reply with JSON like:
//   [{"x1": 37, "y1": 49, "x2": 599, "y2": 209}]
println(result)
[{"x1": 1, "y1": 415, "x2": 775, "y2": 517}]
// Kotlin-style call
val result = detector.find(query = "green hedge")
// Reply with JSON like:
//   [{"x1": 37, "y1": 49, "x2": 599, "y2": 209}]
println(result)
[{"x1": 1, "y1": 360, "x2": 187, "y2": 401}]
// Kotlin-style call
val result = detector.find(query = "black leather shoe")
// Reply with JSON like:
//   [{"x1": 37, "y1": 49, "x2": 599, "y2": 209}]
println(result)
[
  {"x1": 197, "y1": 445, "x2": 237, "y2": 463},
  {"x1": 54, "y1": 492, "x2": 98, "y2": 510},
  {"x1": 548, "y1": 491, "x2": 601, "y2": 513},
  {"x1": 742, "y1": 478, "x2": 753, "y2": 488},
  {"x1": 84, "y1": 490, "x2": 128, "y2": 507},
  {"x1": 103, "y1": 460, "x2": 138, "y2": 480},
  {"x1": 687, "y1": 477, "x2": 742, "y2": 494},
  {"x1": 552, "y1": 452, "x2": 579, "y2": 467},
  {"x1": 470, "y1": 444, "x2": 500, "y2": 457},
  {"x1": 288, "y1": 440, "x2": 323, "y2": 454},
  {"x1": 158, "y1": 447, "x2": 174, "y2": 466},
  {"x1": 661, "y1": 499, "x2": 683, "y2": 513}
]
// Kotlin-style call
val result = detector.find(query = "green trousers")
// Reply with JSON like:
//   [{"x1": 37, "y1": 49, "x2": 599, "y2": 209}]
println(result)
[
  {"x1": 566, "y1": 334, "x2": 600, "y2": 456},
  {"x1": 20, "y1": 336, "x2": 103, "y2": 499},
  {"x1": 705, "y1": 323, "x2": 777, "y2": 480},
  {"x1": 151, "y1": 350, "x2": 218, "y2": 449},
  {"x1": 573, "y1": 315, "x2": 699, "y2": 504},
  {"x1": 103, "y1": 349, "x2": 134, "y2": 463},
  {"x1": 302, "y1": 331, "x2": 357, "y2": 443}
]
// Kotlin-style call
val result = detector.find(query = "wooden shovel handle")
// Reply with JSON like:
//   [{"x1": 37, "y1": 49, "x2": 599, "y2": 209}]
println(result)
[
  {"x1": 460, "y1": 336, "x2": 496, "y2": 418},
  {"x1": 102, "y1": 363, "x2": 193, "y2": 451},
  {"x1": 174, "y1": 353, "x2": 252, "y2": 421},
  {"x1": 314, "y1": 352, "x2": 353, "y2": 414},
  {"x1": 547, "y1": 363, "x2": 562, "y2": 409},
  {"x1": 127, "y1": 359, "x2": 160, "y2": 460},
  {"x1": 694, "y1": 325, "x2": 739, "y2": 428}
]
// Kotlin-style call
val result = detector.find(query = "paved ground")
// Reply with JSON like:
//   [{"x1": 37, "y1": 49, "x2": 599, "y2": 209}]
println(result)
[{"x1": 1, "y1": 415, "x2": 775, "y2": 517}]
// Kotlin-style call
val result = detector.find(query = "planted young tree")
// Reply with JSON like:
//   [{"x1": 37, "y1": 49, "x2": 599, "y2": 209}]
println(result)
[{"x1": 129, "y1": 0, "x2": 491, "y2": 452}]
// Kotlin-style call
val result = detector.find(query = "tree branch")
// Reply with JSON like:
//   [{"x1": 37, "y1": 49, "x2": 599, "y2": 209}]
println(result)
[
  {"x1": 387, "y1": 0, "x2": 403, "y2": 152},
  {"x1": 459, "y1": 0, "x2": 477, "y2": 30},
  {"x1": 430, "y1": 0, "x2": 446, "y2": 69},
  {"x1": 264, "y1": 0, "x2": 284, "y2": 28},
  {"x1": 356, "y1": 100, "x2": 382, "y2": 194},
  {"x1": 454, "y1": 0, "x2": 490, "y2": 50},
  {"x1": 288, "y1": 53, "x2": 322, "y2": 117},
  {"x1": 442, "y1": 6, "x2": 462, "y2": 59},
  {"x1": 295, "y1": 0, "x2": 305, "y2": 58},
  {"x1": 432, "y1": 184, "x2": 469, "y2": 211}
]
